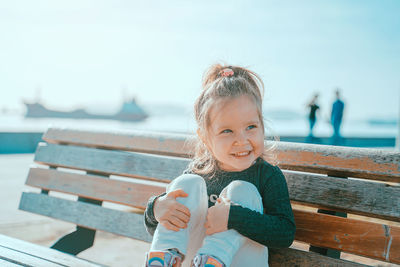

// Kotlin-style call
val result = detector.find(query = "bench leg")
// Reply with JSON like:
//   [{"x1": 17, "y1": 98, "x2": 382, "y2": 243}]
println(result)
[
  {"x1": 309, "y1": 209, "x2": 347, "y2": 258},
  {"x1": 51, "y1": 197, "x2": 102, "y2": 255},
  {"x1": 309, "y1": 174, "x2": 348, "y2": 259},
  {"x1": 51, "y1": 226, "x2": 97, "y2": 255}
]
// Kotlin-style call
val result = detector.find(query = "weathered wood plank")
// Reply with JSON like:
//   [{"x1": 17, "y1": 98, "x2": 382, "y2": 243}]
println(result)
[
  {"x1": 26, "y1": 167, "x2": 400, "y2": 221},
  {"x1": 42, "y1": 128, "x2": 400, "y2": 182},
  {"x1": 276, "y1": 142, "x2": 400, "y2": 182},
  {"x1": 0, "y1": 258, "x2": 22, "y2": 267},
  {"x1": 285, "y1": 171, "x2": 400, "y2": 221},
  {"x1": 26, "y1": 168, "x2": 166, "y2": 209},
  {"x1": 269, "y1": 247, "x2": 367, "y2": 267},
  {"x1": 43, "y1": 127, "x2": 191, "y2": 157},
  {"x1": 0, "y1": 233, "x2": 103, "y2": 266},
  {"x1": 18, "y1": 192, "x2": 152, "y2": 242},
  {"x1": 293, "y1": 209, "x2": 400, "y2": 264},
  {"x1": 34, "y1": 143, "x2": 190, "y2": 181},
  {"x1": 0, "y1": 246, "x2": 63, "y2": 267}
]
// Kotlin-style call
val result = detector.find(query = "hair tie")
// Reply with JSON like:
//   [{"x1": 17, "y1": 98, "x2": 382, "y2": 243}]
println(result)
[{"x1": 219, "y1": 68, "x2": 234, "y2": 77}]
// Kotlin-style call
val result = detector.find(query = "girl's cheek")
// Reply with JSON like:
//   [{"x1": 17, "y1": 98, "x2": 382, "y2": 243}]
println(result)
[{"x1": 218, "y1": 135, "x2": 231, "y2": 143}]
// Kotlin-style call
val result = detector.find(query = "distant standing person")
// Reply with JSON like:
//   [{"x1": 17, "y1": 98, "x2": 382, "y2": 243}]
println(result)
[
  {"x1": 307, "y1": 93, "x2": 320, "y2": 138},
  {"x1": 331, "y1": 89, "x2": 345, "y2": 142}
]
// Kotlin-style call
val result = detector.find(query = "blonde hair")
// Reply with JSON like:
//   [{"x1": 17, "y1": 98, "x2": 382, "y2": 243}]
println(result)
[{"x1": 189, "y1": 63, "x2": 276, "y2": 175}]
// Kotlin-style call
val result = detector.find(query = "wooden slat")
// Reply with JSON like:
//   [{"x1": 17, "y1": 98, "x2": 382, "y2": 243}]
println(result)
[
  {"x1": 276, "y1": 142, "x2": 400, "y2": 182},
  {"x1": 43, "y1": 127, "x2": 191, "y2": 157},
  {"x1": 293, "y1": 209, "x2": 400, "y2": 264},
  {"x1": 18, "y1": 192, "x2": 152, "y2": 242},
  {"x1": 0, "y1": 234, "x2": 103, "y2": 266},
  {"x1": 26, "y1": 168, "x2": 166, "y2": 209},
  {"x1": 34, "y1": 143, "x2": 190, "y2": 181},
  {"x1": 43, "y1": 128, "x2": 400, "y2": 182},
  {"x1": 269, "y1": 247, "x2": 366, "y2": 267},
  {"x1": 26, "y1": 167, "x2": 400, "y2": 222},
  {"x1": 285, "y1": 171, "x2": 400, "y2": 221},
  {"x1": 0, "y1": 246, "x2": 65, "y2": 267},
  {"x1": 0, "y1": 258, "x2": 21, "y2": 267}
]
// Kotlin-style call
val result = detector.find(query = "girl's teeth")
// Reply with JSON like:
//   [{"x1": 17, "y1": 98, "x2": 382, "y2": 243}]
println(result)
[{"x1": 235, "y1": 151, "x2": 249, "y2": 156}]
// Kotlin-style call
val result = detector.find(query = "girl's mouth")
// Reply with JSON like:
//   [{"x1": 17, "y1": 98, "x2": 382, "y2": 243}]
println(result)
[{"x1": 232, "y1": 151, "x2": 251, "y2": 157}]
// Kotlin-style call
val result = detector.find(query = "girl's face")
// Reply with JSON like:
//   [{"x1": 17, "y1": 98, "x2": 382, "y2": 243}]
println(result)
[{"x1": 203, "y1": 95, "x2": 264, "y2": 172}]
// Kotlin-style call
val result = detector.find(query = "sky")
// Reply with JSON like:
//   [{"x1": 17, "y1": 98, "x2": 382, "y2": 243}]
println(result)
[{"x1": 1, "y1": 0, "x2": 399, "y2": 120}]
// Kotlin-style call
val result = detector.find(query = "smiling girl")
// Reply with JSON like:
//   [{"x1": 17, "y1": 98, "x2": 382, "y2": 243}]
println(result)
[{"x1": 144, "y1": 64, "x2": 295, "y2": 267}]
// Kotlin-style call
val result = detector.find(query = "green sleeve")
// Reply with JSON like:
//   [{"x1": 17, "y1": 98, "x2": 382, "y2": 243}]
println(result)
[
  {"x1": 227, "y1": 166, "x2": 296, "y2": 248},
  {"x1": 143, "y1": 193, "x2": 166, "y2": 236}
]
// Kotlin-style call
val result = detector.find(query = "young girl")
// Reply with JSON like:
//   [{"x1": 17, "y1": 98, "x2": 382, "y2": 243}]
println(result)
[{"x1": 144, "y1": 64, "x2": 295, "y2": 267}]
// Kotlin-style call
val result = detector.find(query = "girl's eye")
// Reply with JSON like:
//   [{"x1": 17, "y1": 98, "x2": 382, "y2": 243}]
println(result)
[
  {"x1": 221, "y1": 129, "x2": 232, "y2": 134},
  {"x1": 247, "y1": 125, "x2": 257, "y2": 130}
]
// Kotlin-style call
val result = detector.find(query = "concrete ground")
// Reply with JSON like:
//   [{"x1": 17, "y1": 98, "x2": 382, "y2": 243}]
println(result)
[{"x1": 0, "y1": 154, "x2": 396, "y2": 267}]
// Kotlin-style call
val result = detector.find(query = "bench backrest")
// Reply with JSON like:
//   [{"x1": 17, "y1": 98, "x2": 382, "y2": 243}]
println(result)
[{"x1": 19, "y1": 128, "x2": 400, "y2": 266}]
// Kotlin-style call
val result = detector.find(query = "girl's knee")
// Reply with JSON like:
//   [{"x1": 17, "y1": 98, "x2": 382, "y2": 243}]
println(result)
[
  {"x1": 226, "y1": 180, "x2": 258, "y2": 196},
  {"x1": 223, "y1": 180, "x2": 263, "y2": 212},
  {"x1": 168, "y1": 174, "x2": 207, "y2": 212},
  {"x1": 168, "y1": 174, "x2": 205, "y2": 193}
]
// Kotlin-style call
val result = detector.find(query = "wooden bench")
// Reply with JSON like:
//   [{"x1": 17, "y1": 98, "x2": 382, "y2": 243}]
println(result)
[
  {"x1": 0, "y1": 233, "x2": 105, "y2": 266},
  {"x1": 17, "y1": 127, "x2": 400, "y2": 266}
]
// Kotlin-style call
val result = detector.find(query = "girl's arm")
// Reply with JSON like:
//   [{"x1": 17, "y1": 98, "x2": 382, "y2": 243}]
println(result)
[{"x1": 228, "y1": 166, "x2": 296, "y2": 248}]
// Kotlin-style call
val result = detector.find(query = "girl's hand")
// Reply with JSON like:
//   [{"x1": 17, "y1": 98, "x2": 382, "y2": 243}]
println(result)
[
  {"x1": 204, "y1": 197, "x2": 230, "y2": 235},
  {"x1": 153, "y1": 189, "x2": 191, "y2": 232}
]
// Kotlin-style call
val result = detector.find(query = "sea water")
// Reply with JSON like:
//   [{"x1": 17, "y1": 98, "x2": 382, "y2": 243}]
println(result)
[{"x1": 0, "y1": 112, "x2": 397, "y2": 138}]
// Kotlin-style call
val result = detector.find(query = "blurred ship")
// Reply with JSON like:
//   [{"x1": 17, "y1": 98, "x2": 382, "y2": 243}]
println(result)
[{"x1": 24, "y1": 98, "x2": 148, "y2": 122}]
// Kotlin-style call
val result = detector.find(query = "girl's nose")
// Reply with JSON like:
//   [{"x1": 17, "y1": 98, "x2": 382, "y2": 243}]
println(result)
[{"x1": 234, "y1": 131, "x2": 248, "y2": 145}]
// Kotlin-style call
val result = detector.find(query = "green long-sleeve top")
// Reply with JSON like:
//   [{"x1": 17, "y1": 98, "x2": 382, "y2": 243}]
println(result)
[{"x1": 144, "y1": 158, "x2": 296, "y2": 248}]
